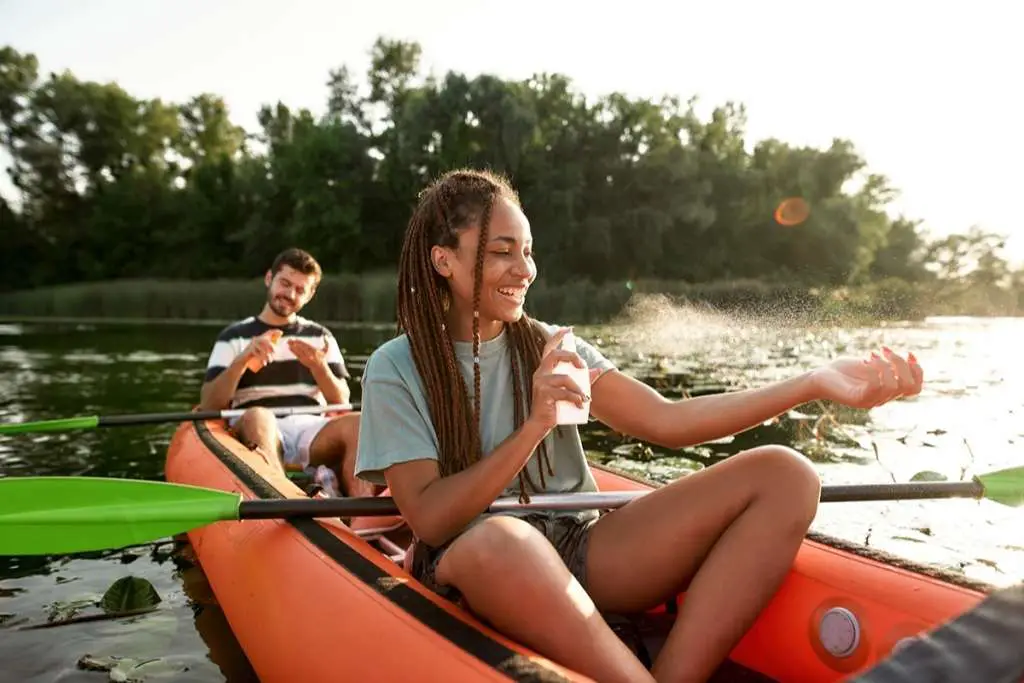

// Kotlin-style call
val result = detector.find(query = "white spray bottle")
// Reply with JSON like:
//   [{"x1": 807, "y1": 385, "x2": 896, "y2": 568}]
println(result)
[{"x1": 554, "y1": 329, "x2": 591, "y2": 425}]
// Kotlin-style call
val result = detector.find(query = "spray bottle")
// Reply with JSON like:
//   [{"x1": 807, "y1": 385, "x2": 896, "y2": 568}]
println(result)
[
  {"x1": 245, "y1": 329, "x2": 283, "y2": 373},
  {"x1": 553, "y1": 329, "x2": 591, "y2": 425}
]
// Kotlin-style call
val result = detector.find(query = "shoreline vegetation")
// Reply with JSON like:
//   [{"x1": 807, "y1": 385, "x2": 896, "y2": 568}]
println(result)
[
  {"x1": 2, "y1": 37, "x2": 1022, "y2": 320},
  {"x1": 1, "y1": 274, "x2": 1020, "y2": 327}
]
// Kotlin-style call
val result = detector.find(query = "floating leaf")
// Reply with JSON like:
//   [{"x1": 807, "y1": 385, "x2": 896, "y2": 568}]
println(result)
[
  {"x1": 890, "y1": 535, "x2": 925, "y2": 544},
  {"x1": 100, "y1": 576, "x2": 161, "y2": 614},
  {"x1": 78, "y1": 654, "x2": 123, "y2": 672},
  {"x1": 610, "y1": 443, "x2": 657, "y2": 461},
  {"x1": 46, "y1": 596, "x2": 96, "y2": 623},
  {"x1": 910, "y1": 470, "x2": 948, "y2": 482}
]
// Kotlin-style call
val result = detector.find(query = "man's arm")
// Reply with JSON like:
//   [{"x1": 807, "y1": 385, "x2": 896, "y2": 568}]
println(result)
[
  {"x1": 315, "y1": 330, "x2": 351, "y2": 404},
  {"x1": 311, "y1": 364, "x2": 350, "y2": 405},
  {"x1": 198, "y1": 332, "x2": 273, "y2": 410},
  {"x1": 199, "y1": 356, "x2": 250, "y2": 411}
]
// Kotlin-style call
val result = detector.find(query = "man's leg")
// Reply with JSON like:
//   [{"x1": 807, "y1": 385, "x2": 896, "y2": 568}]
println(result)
[{"x1": 304, "y1": 412, "x2": 382, "y2": 497}]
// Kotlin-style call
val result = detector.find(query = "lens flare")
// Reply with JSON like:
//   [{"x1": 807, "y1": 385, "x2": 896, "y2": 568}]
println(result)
[{"x1": 774, "y1": 197, "x2": 810, "y2": 226}]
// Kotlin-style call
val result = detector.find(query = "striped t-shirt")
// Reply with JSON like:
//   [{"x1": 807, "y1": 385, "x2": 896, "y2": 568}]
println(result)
[{"x1": 204, "y1": 316, "x2": 350, "y2": 409}]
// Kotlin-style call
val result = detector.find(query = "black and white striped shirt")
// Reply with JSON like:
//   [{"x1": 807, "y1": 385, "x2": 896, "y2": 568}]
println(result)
[{"x1": 204, "y1": 316, "x2": 350, "y2": 409}]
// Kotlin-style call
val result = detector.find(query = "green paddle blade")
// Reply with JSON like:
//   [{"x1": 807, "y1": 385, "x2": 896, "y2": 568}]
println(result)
[
  {"x1": 0, "y1": 416, "x2": 99, "y2": 435},
  {"x1": 0, "y1": 477, "x2": 242, "y2": 555},
  {"x1": 977, "y1": 466, "x2": 1024, "y2": 507}
]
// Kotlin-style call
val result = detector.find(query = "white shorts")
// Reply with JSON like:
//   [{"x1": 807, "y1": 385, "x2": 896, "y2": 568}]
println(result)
[{"x1": 228, "y1": 412, "x2": 331, "y2": 469}]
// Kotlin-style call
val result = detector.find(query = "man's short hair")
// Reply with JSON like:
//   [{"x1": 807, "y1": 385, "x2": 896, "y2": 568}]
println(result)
[{"x1": 270, "y1": 248, "x2": 322, "y2": 285}]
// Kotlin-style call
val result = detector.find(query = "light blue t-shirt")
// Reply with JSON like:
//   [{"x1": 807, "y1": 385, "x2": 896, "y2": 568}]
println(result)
[{"x1": 354, "y1": 322, "x2": 616, "y2": 520}]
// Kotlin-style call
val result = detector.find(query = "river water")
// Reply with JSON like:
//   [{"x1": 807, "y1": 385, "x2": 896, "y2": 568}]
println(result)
[{"x1": 0, "y1": 312, "x2": 1021, "y2": 681}]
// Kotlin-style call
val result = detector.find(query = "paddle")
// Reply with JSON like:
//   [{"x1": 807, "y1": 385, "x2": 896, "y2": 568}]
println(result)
[
  {"x1": 0, "y1": 403, "x2": 359, "y2": 436},
  {"x1": 1, "y1": 466, "x2": 1022, "y2": 556}
]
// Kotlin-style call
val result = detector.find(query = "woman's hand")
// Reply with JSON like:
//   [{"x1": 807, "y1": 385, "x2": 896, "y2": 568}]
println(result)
[
  {"x1": 525, "y1": 327, "x2": 590, "y2": 433},
  {"x1": 811, "y1": 347, "x2": 923, "y2": 409}
]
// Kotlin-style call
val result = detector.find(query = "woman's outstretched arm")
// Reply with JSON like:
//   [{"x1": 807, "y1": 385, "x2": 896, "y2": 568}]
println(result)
[{"x1": 590, "y1": 348, "x2": 922, "y2": 449}]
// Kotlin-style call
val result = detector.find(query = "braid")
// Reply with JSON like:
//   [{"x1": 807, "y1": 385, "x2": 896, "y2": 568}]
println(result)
[
  {"x1": 470, "y1": 197, "x2": 491, "y2": 463},
  {"x1": 507, "y1": 317, "x2": 554, "y2": 501},
  {"x1": 397, "y1": 168, "x2": 549, "y2": 500},
  {"x1": 397, "y1": 185, "x2": 473, "y2": 476}
]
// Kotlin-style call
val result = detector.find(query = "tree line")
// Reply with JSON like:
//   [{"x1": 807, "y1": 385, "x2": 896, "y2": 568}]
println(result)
[{"x1": 0, "y1": 38, "x2": 1017, "y2": 314}]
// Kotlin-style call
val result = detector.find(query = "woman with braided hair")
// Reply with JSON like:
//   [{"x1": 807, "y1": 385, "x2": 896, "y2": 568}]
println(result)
[{"x1": 354, "y1": 168, "x2": 924, "y2": 683}]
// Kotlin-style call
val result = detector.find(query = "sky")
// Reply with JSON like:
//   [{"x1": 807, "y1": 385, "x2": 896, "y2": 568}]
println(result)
[{"x1": 1, "y1": 0, "x2": 1020, "y2": 260}]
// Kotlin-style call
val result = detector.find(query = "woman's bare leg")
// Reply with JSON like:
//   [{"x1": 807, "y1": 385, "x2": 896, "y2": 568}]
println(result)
[
  {"x1": 435, "y1": 516, "x2": 656, "y2": 683},
  {"x1": 584, "y1": 445, "x2": 821, "y2": 683}
]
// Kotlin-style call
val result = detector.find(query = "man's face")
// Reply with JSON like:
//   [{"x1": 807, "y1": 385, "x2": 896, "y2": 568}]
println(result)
[{"x1": 265, "y1": 265, "x2": 317, "y2": 318}]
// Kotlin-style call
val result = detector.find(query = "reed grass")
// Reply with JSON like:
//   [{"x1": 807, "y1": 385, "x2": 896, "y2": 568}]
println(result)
[{"x1": 0, "y1": 274, "x2": 1002, "y2": 326}]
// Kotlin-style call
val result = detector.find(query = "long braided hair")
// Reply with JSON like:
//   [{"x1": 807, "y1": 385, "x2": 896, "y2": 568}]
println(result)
[{"x1": 396, "y1": 168, "x2": 555, "y2": 500}]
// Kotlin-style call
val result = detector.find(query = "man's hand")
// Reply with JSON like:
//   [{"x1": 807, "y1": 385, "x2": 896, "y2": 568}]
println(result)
[
  {"x1": 288, "y1": 337, "x2": 329, "y2": 371},
  {"x1": 242, "y1": 330, "x2": 281, "y2": 372}
]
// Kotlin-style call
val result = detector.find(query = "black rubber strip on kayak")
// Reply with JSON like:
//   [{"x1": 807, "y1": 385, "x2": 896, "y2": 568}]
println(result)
[
  {"x1": 849, "y1": 581, "x2": 1024, "y2": 683},
  {"x1": 193, "y1": 420, "x2": 572, "y2": 683}
]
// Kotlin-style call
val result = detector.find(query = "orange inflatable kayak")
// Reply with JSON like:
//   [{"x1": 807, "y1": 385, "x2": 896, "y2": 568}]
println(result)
[{"x1": 164, "y1": 417, "x2": 993, "y2": 682}]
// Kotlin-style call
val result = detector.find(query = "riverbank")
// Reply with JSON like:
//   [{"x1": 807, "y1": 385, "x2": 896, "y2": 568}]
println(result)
[{"x1": 0, "y1": 274, "x2": 1017, "y2": 325}]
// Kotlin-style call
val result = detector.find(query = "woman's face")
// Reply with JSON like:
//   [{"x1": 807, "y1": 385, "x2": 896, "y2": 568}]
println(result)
[{"x1": 433, "y1": 197, "x2": 537, "y2": 337}]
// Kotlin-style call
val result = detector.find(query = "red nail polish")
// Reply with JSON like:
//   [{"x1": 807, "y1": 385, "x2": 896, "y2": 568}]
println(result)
[{"x1": 908, "y1": 351, "x2": 917, "y2": 363}]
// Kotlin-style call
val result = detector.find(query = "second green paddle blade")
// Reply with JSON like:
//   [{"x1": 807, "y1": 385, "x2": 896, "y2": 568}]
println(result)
[
  {"x1": 977, "y1": 466, "x2": 1024, "y2": 507},
  {"x1": 0, "y1": 415, "x2": 99, "y2": 435},
  {"x1": 0, "y1": 476, "x2": 242, "y2": 556}
]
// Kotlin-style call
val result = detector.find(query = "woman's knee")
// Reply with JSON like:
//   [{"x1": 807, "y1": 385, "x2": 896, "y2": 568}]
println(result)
[
  {"x1": 742, "y1": 445, "x2": 821, "y2": 521},
  {"x1": 437, "y1": 517, "x2": 555, "y2": 588}
]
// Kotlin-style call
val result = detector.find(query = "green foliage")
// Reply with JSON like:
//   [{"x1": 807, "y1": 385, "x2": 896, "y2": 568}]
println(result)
[
  {"x1": 100, "y1": 576, "x2": 162, "y2": 614},
  {"x1": 0, "y1": 39, "x2": 1019, "y2": 316}
]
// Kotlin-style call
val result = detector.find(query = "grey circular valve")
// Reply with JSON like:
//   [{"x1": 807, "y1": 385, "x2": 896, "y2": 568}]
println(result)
[{"x1": 819, "y1": 607, "x2": 861, "y2": 657}]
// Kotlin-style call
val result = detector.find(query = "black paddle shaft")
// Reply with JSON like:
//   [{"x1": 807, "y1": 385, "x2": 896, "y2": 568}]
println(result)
[
  {"x1": 235, "y1": 479, "x2": 986, "y2": 521},
  {"x1": 95, "y1": 403, "x2": 363, "y2": 427},
  {"x1": 98, "y1": 410, "x2": 230, "y2": 427},
  {"x1": 238, "y1": 496, "x2": 402, "y2": 519},
  {"x1": 820, "y1": 480, "x2": 984, "y2": 503}
]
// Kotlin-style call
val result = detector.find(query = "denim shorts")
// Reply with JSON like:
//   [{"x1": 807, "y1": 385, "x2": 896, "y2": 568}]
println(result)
[{"x1": 410, "y1": 512, "x2": 600, "y2": 603}]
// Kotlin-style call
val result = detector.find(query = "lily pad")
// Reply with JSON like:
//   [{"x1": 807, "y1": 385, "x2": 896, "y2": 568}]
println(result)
[
  {"x1": 910, "y1": 470, "x2": 948, "y2": 482},
  {"x1": 610, "y1": 443, "x2": 657, "y2": 461},
  {"x1": 101, "y1": 576, "x2": 162, "y2": 614}
]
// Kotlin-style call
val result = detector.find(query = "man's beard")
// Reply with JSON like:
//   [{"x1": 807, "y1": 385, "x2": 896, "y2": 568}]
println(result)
[{"x1": 268, "y1": 294, "x2": 295, "y2": 318}]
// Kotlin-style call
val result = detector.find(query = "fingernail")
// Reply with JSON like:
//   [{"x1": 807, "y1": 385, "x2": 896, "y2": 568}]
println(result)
[
  {"x1": 882, "y1": 345, "x2": 893, "y2": 355},
  {"x1": 871, "y1": 352, "x2": 881, "y2": 360},
  {"x1": 908, "y1": 351, "x2": 917, "y2": 363}
]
